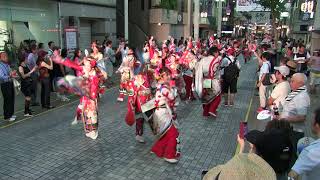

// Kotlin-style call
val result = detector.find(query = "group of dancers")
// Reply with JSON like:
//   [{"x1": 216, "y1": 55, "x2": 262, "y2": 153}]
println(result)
[{"x1": 51, "y1": 35, "x2": 254, "y2": 163}]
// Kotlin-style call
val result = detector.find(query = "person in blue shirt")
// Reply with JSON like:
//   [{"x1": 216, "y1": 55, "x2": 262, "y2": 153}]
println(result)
[
  {"x1": 0, "y1": 52, "x2": 16, "y2": 121},
  {"x1": 289, "y1": 107, "x2": 320, "y2": 180}
]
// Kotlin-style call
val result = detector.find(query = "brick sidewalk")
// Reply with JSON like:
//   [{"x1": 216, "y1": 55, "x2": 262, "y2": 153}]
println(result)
[{"x1": 0, "y1": 58, "x2": 257, "y2": 180}]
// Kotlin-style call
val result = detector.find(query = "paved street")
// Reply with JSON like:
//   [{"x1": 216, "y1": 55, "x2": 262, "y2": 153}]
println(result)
[{"x1": 0, "y1": 58, "x2": 257, "y2": 180}]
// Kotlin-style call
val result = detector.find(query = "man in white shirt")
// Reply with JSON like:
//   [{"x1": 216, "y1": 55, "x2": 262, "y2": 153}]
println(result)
[
  {"x1": 256, "y1": 52, "x2": 271, "y2": 112},
  {"x1": 288, "y1": 107, "x2": 320, "y2": 180},
  {"x1": 280, "y1": 73, "x2": 310, "y2": 133},
  {"x1": 268, "y1": 65, "x2": 291, "y2": 111}
]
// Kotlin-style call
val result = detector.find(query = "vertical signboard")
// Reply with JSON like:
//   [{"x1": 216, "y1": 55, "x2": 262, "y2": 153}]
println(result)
[{"x1": 65, "y1": 27, "x2": 77, "y2": 50}]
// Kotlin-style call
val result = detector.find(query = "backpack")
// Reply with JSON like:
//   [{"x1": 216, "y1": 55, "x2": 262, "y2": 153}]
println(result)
[{"x1": 223, "y1": 57, "x2": 239, "y2": 82}]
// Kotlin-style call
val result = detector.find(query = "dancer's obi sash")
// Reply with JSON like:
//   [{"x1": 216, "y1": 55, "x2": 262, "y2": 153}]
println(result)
[
  {"x1": 141, "y1": 98, "x2": 172, "y2": 137},
  {"x1": 201, "y1": 57, "x2": 221, "y2": 104}
]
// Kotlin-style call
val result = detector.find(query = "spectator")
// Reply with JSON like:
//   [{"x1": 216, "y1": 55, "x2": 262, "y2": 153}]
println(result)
[
  {"x1": 268, "y1": 65, "x2": 291, "y2": 111},
  {"x1": 37, "y1": 47, "x2": 54, "y2": 109},
  {"x1": 288, "y1": 107, "x2": 320, "y2": 180},
  {"x1": 293, "y1": 44, "x2": 310, "y2": 74},
  {"x1": 47, "y1": 41, "x2": 55, "y2": 56},
  {"x1": 37, "y1": 43, "x2": 46, "y2": 56},
  {"x1": 256, "y1": 52, "x2": 271, "y2": 112},
  {"x1": 0, "y1": 52, "x2": 16, "y2": 121},
  {"x1": 104, "y1": 40, "x2": 116, "y2": 65},
  {"x1": 72, "y1": 48, "x2": 83, "y2": 76},
  {"x1": 54, "y1": 48, "x2": 69, "y2": 102},
  {"x1": 279, "y1": 73, "x2": 310, "y2": 148},
  {"x1": 27, "y1": 44, "x2": 40, "y2": 106},
  {"x1": 48, "y1": 41, "x2": 55, "y2": 92},
  {"x1": 203, "y1": 151, "x2": 276, "y2": 180},
  {"x1": 245, "y1": 128, "x2": 294, "y2": 179},
  {"x1": 116, "y1": 40, "x2": 129, "y2": 66},
  {"x1": 18, "y1": 54, "x2": 37, "y2": 117},
  {"x1": 221, "y1": 48, "x2": 240, "y2": 107},
  {"x1": 285, "y1": 46, "x2": 294, "y2": 60},
  {"x1": 309, "y1": 50, "x2": 320, "y2": 94}
]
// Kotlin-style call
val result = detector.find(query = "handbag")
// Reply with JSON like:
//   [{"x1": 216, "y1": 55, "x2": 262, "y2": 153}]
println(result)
[
  {"x1": 262, "y1": 63, "x2": 272, "y2": 86},
  {"x1": 12, "y1": 79, "x2": 21, "y2": 95}
]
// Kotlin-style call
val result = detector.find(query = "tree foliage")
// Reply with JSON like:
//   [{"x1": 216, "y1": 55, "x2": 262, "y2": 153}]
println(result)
[
  {"x1": 159, "y1": 0, "x2": 177, "y2": 10},
  {"x1": 257, "y1": 0, "x2": 288, "y2": 20}
]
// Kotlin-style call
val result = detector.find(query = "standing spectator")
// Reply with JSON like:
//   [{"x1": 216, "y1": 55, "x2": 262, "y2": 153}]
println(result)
[
  {"x1": 47, "y1": 41, "x2": 55, "y2": 56},
  {"x1": 27, "y1": 44, "x2": 40, "y2": 106},
  {"x1": 255, "y1": 52, "x2": 271, "y2": 112},
  {"x1": 0, "y1": 52, "x2": 16, "y2": 121},
  {"x1": 293, "y1": 44, "x2": 310, "y2": 74},
  {"x1": 72, "y1": 48, "x2": 83, "y2": 76},
  {"x1": 279, "y1": 73, "x2": 310, "y2": 149},
  {"x1": 37, "y1": 43, "x2": 46, "y2": 56},
  {"x1": 309, "y1": 50, "x2": 320, "y2": 94},
  {"x1": 18, "y1": 54, "x2": 37, "y2": 117},
  {"x1": 221, "y1": 48, "x2": 241, "y2": 106},
  {"x1": 104, "y1": 40, "x2": 116, "y2": 65},
  {"x1": 116, "y1": 40, "x2": 129, "y2": 66},
  {"x1": 47, "y1": 41, "x2": 55, "y2": 92},
  {"x1": 54, "y1": 48, "x2": 69, "y2": 102},
  {"x1": 288, "y1": 107, "x2": 320, "y2": 180},
  {"x1": 267, "y1": 65, "x2": 291, "y2": 110},
  {"x1": 37, "y1": 48, "x2": 54, "y2": 109}
]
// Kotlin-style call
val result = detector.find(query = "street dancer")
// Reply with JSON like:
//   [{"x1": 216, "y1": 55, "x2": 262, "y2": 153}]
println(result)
[
  {"x1": 151, "y1": 67, "x2": 180, "y2": 164},
  {"x1": 116, "y1": 47, "x2": 140, "y2": 102},
  {"x1": 195, "y1": 46, "x2": 222, "y2": 117},
  {"x1": 52, "y1": 55, "x2": 101, "y2": 140},
  {"x1": 125, "y1": 72, "x2": 152, "y2": 143}
]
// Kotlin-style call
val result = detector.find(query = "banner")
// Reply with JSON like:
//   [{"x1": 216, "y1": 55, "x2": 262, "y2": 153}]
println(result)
[
  {"x1": 251, "y1": 12, "x2": 270, "y2": 24},
  {"x1": 236, "y1": 0, "x2": 266, "y2": 12}
]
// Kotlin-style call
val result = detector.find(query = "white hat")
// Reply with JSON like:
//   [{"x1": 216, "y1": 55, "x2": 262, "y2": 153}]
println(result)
[{"x1": 274, "y1": 66, "x2": 290, "y2": 77}]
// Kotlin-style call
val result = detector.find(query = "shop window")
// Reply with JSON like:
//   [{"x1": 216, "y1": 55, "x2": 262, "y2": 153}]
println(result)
[
  {"x1": 300, "y1": 25, "x2": 308, "y2": 31},
  {"x1": 23, "y1": 22, "x2": 29, "y2": 29}
]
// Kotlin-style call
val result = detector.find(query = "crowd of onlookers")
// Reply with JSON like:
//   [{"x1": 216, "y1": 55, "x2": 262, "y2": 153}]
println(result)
[
  {"x1": 0, "y1": 37, "x2": 132, "y2": 121},
  {"x1": 203, "y1": 36, "x2": 320, "y2": 180}
]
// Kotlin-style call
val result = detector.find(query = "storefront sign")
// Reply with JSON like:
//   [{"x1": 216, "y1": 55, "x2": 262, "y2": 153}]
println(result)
[
  {"x1": 236, "y1": 0, "x2": 266, "y2": 12},
  {"x1": 65, "y1": 28, "x2": 77, "y2": 49}
]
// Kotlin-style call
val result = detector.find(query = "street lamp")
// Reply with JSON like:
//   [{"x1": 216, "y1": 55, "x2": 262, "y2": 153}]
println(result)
[
  {"x1": 222, "y1": 17, "x2": 228, "y2": 22},
  {"x1": 200, "y1": 12, "x2": 208, "y2": 18}
]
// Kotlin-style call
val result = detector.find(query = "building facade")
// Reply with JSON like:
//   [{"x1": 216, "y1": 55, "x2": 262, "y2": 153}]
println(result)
[{"x1": 0, "y1": 0, "x2": 117, "y2": 51}]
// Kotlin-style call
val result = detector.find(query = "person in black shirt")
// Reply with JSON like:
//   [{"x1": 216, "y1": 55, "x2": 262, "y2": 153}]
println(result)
[{"x1": 18, "y1": 54, "x2": 37, "y2": 116}]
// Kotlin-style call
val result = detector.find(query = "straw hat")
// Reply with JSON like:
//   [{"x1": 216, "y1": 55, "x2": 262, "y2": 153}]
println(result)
[{"x1": 203, "y1": 153, "x2": 276, "y2": 180}]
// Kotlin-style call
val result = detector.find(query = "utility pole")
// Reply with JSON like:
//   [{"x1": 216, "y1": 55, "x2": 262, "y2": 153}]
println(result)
[
  {"x1": 194, "y1": 0, "x2": 200, "y2": 40},
  {"x1": 187, "y1": 0, "x2": 192, "y2": 37},
  {"x1": 124, "y1": 0, "x2": 128, "y2": 42},
  {"x1": 217, "y1": 0, "x2": 222, "y2": 37}
]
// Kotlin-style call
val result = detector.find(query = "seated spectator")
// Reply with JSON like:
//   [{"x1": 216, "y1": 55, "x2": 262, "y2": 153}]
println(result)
[
  {"x1": 203, "y1": 153, "x2": 276, "y2": 180},
  {"x1": 245, "y1": 128, "x2": 294, "y2": 177},
  {"x1": 279, "y1": 73, "x2": 310, "y2": 137},
  {"x1": 268, "y1": 65, "x2": 291, "y2": 110},
  {"x1": 288, "y1": 107, "x2": 320, "y2": 180}
]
